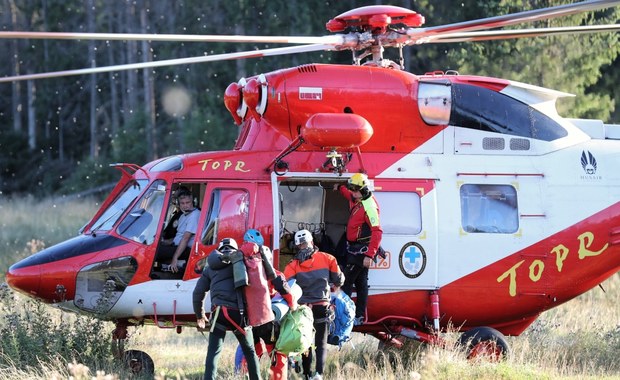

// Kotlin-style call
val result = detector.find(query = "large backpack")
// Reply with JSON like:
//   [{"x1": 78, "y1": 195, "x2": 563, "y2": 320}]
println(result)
[
  {"x1": 275, "y1": 305, "x2": 315, "y2": 355},
  {"x1": 328, "y1": 291, "x2": 356, "y2": 347},
  {"x1": 239, "y1": 242, "x2": 273, "y2": 327}
]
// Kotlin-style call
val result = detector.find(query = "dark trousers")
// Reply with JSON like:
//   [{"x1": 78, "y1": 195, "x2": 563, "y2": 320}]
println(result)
[
  {"x1": 156, "y1": 245, "x2": 190, "y2": 262},
  {"x1": 302, "y1": 304, "x2": 329, "y2": 377},
  {"x1": 204, "y1": 307, "x2": 260, "y2": 380},
  {"x1": 341, "y1": 257, "x2": 369, "y2": 319}
]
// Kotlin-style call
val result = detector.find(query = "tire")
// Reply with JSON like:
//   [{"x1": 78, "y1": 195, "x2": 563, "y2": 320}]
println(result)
[
  {"x1": 458, "y1": 326, "x2": 510, "y2": 361},
  {"x1": 123, "y1": 349, "x2": 155, "y2": 376}
]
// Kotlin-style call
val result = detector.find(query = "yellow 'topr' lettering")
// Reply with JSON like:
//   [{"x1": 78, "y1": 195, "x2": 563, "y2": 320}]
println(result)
[
  {"x1": 550, "y1": 244, "x2": 569, "y2": 272},
  {"x1": 529, "y1": 260, "x2": 544, "y2": 282},
  {"x1": 577, "y1": 231, "x2": 608, "y2": 259},
  {"x1": 497, "y1": 260, "x2": 525, "y2": 297},
  {"x1": 198, "y1": 159, "x2": 251, "y2": 173}
]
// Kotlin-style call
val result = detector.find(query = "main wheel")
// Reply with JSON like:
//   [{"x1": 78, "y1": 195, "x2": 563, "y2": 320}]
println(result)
[
  {"x1": 123, "y1": 349, "x2": 155, "y2": 376},
  {"x1": 458, "y1": 326, "x2": 510, "y2": 361}
]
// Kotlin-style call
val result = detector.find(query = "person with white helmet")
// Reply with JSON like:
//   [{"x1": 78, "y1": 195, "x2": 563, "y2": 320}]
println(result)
[
  {"x1": 192, "y1": 237, "x2": 262, "y2": 380},
  {"x1": 337, "y1": 173, "x2": 384, "y2": 326},
  {"x1": 284, "y1": 229, "x2": 344, "y2": 380}
]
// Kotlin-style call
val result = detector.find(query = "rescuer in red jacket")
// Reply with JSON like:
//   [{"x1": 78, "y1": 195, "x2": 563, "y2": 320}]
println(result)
[{"x1": 337, "y1": 173, "x2": 383, "y2": 326}]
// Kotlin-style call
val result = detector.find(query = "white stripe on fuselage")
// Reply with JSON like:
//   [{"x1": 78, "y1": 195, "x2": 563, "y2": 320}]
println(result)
[
  {"x1": 105, "y1": 278, "x2": 203, "y2": 319},
  {"x1": 376, "y1": 124, "x2": 620, "y2": 289}
]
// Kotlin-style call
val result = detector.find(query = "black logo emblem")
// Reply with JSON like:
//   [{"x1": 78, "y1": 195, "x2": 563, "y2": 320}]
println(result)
[
  {"x1": 581, "y1": 150, "x2": 597, "y2": 175},
  {"x1": 398, "y1": 242, "x2": 427, "y2": 279}
]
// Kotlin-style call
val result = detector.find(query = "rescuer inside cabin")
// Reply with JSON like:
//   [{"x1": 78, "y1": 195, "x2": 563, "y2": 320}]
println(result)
[
  {"x1": 337, "y1": 173, "x2": 383, "y2": 326},
  {"x1": 157, "y1": 188, "x2": 200, "y2": 273}
]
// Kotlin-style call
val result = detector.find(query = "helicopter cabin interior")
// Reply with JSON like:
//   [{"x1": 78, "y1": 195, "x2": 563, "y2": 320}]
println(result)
[{"x1": 276, "y1": 179, "x2": 351, "y2": 270}]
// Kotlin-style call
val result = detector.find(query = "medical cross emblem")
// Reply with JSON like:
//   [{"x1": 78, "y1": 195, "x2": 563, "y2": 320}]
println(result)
[{"x1": 399, "y1": 242, "x2": 426, "y2": 278}]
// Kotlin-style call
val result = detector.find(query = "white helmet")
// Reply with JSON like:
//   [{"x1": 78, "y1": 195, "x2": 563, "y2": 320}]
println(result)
[
  {"x1": 294, "y1": 229, "x2": 313, "y2": 246},
  {"x1": 218, "y1": 237, "x2": 238, "y2": 250}
]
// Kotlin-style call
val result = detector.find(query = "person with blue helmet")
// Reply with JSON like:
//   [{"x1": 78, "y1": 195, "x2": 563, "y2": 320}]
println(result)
[
  {"x1": 244, "y1": 228, "x2": 264, "y2": 246},
  {"x1": 236, "y1": 228, "x2": 297, "y2": 380}
]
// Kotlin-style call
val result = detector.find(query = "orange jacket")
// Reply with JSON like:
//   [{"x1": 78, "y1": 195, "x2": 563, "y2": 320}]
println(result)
[{"x1": 284, "y1": 250, "x2": 344, "y2": 305}]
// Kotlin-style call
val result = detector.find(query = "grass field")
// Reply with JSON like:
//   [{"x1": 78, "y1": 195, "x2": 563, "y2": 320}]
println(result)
[{"x1": 0, "y1": 197, "x2": 618, "y2": 379}]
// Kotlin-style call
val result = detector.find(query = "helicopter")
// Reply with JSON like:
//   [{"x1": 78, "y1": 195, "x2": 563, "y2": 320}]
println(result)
[{"x1": 4, "y1": 0, "x2": 620, "y2": 373}]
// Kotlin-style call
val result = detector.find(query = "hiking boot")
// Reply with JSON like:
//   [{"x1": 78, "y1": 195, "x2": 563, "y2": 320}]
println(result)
[
  {"x1": 353, "y1": 316, "x2": 364, "y2": 326},
  {"x1": 310, "y1": 373, "x2": 323, "y2": 380}
]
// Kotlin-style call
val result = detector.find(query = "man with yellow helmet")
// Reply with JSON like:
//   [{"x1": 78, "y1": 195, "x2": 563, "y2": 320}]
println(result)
[{"x1": 337, "y1": 173, "x2": 383, "y2": 326}]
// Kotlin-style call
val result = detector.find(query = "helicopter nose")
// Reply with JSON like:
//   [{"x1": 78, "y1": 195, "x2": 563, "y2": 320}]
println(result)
[{"x1": 5, "y1": 262, "x2": 41, "y2": 298}]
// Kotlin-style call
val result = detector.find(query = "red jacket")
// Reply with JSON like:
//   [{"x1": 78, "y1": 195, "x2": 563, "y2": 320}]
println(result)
[{"x1": 339, "y1": 185, "x2": 383, "y2": 258}]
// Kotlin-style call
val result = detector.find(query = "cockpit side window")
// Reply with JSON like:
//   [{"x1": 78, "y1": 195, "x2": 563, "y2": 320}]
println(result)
[
  {"x1": 90, "y1": 179, "x2": 148, "y2": 232},
  {"x1": 117, "y1": 179, "x2": 166, "y2": 244},
  {"x1": 450, "y1": 83, "x2": 568, "y2": 141},
  {"x1": 201, "y1": 188, "x2": 249, "y2": 246}
]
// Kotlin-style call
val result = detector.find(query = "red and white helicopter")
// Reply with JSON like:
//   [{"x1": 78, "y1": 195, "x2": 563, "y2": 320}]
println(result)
[{"x1": 4, "y1": 0, "x2": 620, "y2": 372}]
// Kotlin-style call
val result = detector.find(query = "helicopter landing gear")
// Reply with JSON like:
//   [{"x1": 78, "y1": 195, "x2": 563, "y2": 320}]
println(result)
[
  {"x1": 123, "y1": 349, "x2": 155, "y2": 376},
  {"x1": 458, "y1": 326, "x2": 510, "y2": 361},
  {"x1": 112, "y1": 321, "x2": 155, "y2": 376}
]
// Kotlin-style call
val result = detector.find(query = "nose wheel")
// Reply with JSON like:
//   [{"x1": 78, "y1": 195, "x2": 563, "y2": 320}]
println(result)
[
  {"x1": 123, "y1": 349, "x2": 155, "y2": 375},
  {"x1": 113, "y1": 321, "x2": 155, "y2": 375}
]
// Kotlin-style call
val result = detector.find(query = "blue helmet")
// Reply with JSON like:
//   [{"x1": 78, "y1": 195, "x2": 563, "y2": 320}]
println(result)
[{"x1": 243, "y1": 229, "x2": 264, "y2": 246}]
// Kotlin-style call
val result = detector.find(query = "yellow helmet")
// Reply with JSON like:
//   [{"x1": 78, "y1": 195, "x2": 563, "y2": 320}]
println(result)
[{"x1": 348, "y1": 173, "x2": 369, "y2": 190}]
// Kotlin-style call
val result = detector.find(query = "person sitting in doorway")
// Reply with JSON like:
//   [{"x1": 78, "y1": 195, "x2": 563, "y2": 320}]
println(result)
[{"x1": 157, "y1": 188, "x2": 200, "y2": 273}]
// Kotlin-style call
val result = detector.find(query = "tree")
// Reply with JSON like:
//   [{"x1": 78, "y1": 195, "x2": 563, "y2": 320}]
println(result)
[{"x1": 440, "y1": 0, "x2": 619, "y2": 119}]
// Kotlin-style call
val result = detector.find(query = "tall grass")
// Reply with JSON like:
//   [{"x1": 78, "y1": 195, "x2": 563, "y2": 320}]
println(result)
[
  {"x1": 0, "y1": 197, "x2": 618, "y2": 379},
  {"x1": 0, "y1": 195, "x2": 100, "y2": 277}
]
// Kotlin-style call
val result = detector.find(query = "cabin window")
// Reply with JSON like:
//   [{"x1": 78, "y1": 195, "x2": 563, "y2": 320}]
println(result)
[
  {"x1": 374, "y1": 192, "x2": 422, "y2": 235},
  {"x1": 460, "y1": 184, "x2": 518, "y2": 234},
  {"x1": 450, "y1": 83, "x2": 567, "y2": 141},
  {"x1": 117, "y1": 180, "x2": 167, "y2": 244},
  {"x1": 74, "y1": 256, "x2": 137, "y2": 313},
  {"x1": 90, "y1": 179, "x2": 148, "y2": 232},
  {"x1": 201, "y1": 188, "x2": 250, "y2": 246}
]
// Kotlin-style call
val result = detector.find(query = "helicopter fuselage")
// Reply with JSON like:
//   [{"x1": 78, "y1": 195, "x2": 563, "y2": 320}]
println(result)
[{"x1": 7, "y1": 64, "x2": 620, "y2": 338}]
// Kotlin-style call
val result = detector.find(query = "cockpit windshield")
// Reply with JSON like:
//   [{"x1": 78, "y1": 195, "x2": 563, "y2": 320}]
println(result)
[
  {"x1": 117, "y1": 180, "x2": 167, "y2": 244},
  {"x1": 89, "y1": 180, "x2": 148, "y2": 232}
]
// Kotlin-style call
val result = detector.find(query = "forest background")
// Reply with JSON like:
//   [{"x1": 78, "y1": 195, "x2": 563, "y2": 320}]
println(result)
[{"x1": 1, "y1": 0, "x2": 620, "y2": 197}]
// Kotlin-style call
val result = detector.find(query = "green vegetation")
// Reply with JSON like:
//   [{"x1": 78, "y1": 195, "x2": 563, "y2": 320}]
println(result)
[
  {"x1": 0, "y1": 284, "x2": 119, "y2": 377},
  {"x1": 0, "y1": 195, "x2": 100, "y2": 276},
  {"x1": 1, "y1": 284, "x2": 618, "y2": 380}
]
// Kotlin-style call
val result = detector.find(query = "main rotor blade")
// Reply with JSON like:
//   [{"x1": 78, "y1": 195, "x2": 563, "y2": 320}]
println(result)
[
  {"x1": 405, "y1": 0, "x2": 620, "y2": 43},
  {"x1": 0, "y1": 44, "x2": 332, "y2": 83},
  {"x1": 425, "y1": 24, "x2": 620, "y2": 43},
  {"x1": 0, "y1": 31, "x2": 344, "y2": 45}
]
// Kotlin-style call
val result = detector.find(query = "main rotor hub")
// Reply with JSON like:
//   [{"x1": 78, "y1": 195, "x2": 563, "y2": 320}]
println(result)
[{"x1": 326, "y1": 5, "x2": 425, "y2": 33}]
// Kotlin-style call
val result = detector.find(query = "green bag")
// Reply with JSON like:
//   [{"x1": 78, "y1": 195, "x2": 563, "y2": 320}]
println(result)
[{"x1": 275, "y1": 305, "x2": 315, "y2": 355}]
